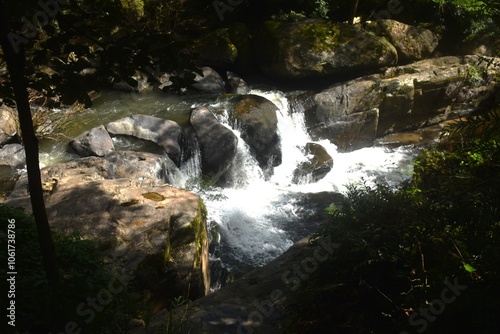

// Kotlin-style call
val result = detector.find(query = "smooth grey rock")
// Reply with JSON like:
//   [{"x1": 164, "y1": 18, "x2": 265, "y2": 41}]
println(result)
[
  {"x1": 106, "y1": 115, "x2": 182, "y2": 165},
  {"x1": 226, "y1": 71, "x2": 250, "y2": 94},
  {"x1": 70, "y1": 125, "x2": 115, "y2": 157},
  {"x1": 190, "y1": 107, "x2": 238, "y2": 181},
  {"x1": 229, "y1": 95, "x2": 281, "y2": 171}
]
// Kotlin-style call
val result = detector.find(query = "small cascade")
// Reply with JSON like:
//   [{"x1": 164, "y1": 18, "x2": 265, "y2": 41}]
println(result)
[
  {"x1": 174, "y1": 89, "x2": 420, "y2": 287},
  {"x1": 178, "y1": 129, "x2": 203, "y2": 186},
  {"x1": 218, "y1": 128, "x2": 264, "y2": 188},
  {"x1": 27, "y1": 88, "x2": 420, "y2": 290}
]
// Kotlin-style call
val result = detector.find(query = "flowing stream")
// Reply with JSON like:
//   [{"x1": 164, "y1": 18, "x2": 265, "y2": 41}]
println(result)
[
  {"x1": 197, "y1": 90, "x2": 418, "y2": 287},
  {"x1": 11, "y1": 88, "x2": 421, "y2": 289}
]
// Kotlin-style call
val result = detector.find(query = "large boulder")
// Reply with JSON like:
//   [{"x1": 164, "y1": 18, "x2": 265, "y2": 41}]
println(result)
[
  {"x1": 105, "y1": 151, "x2": 178, "y2": 186},
  {"x1": 229, "y1": 95, "x2": 281, "y2": 170},
  {"x1": 292, "y1": 143, "x2": 334, "y2": 184},
  {"x1": 70, "y1": 125, "x2": 115, "y2": 157},
  {"x1": 255, "y1": 19, "x2": 398, "y2": 78},
  {"x1": 0, "y1": 143, "x2": 26, "y2": 168},
  {"x1": 366, "y1": 19, "x2": 439, "y2": 61},
  {"x1": 5, "y1": 156, "x2": 210, "y2": 308},
  {"x1": 0, "y1": 105, "x2": 18, "y2": 145},
  {"x1": 8, "y1": 151, "x2": 176, "y2": 198},
  {"x1": 308, "y1": 55, "x2": 500, "y2": 150},
  {"x1": 106, "y1": 115, "x2": 182, "y2": 165},
  {"x1": 190, "y1": 107, "x2": 238, "y2": 181},
  {"x1": 128, "y1": 236, "x2": 342, "y2": 334},
  {"x1": 311, "y1": 108, "x2": 380, "y2": 151}
]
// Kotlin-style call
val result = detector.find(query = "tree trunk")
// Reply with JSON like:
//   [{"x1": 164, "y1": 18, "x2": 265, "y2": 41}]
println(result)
[
  {"x1": 350, "y1": 0, "x2": 360, "y2": 25},
  {"x1": 0, "y1": 2, "x2": 60, "y2": 287}
]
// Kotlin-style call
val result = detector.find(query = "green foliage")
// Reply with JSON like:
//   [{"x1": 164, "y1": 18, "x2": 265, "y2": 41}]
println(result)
[
  {"x1": 311, "y1": 0, "x2": 331, "y2": 19},
  {"x1": 431, "y1": 0, "x2": 490, "y2": 14},
  {"x1": 164, "y1": 296, "x2": 191, "y2": 334},
  {"x1": 271, "y1": 10, "x2": 307, "y2": 22},
  {"x1": 285, "y1": 102, "x2": 500, "y2": 333},
  {"x1": 0, "y1": 0, "x2": 205, "y2": 108},
  {"x1": 447, "y1": 106, "x2": 500, "y2": 143},
  {"x1": 419, "y1": 0, "x2": 500, "y2": 37},
  {"x1": 466, "y1": 64, "x2": 484, "y2": 86},
  {"x1": 0, "y1": 205, "x2": 137, "y2": 333}
]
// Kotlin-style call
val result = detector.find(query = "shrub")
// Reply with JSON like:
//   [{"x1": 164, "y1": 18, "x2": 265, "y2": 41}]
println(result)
[
  {"x1": 0, "y1": 205, "x2": 136, "y2": 333},
  {"x1": 284, "y1": 110, "x2": 500, "y2": 333}
]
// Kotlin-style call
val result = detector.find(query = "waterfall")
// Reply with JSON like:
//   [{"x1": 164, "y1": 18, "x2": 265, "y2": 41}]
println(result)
[
  {"x1": 32, "y1": 89, "x2": 417, "y2": 287},
  {"x1": 165, "y1": 89, "x2": 420, "y2": 287},
  {"x1": 26, "y1": 88, "x2": 420, "y2": 289},
  {"x1": 178, "y1": 129, "x2": 202, "y2": 186}
]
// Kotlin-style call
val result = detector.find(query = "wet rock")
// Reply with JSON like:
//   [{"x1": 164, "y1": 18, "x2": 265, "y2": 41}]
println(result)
[
  {"x1": 190, "y1": 106, "x2": 238, "y2": 181},
  {"x1": 293, "y1": 143, "x2": 334, "y2": 184},
  {"x1": 310, "y1": 108, "x2": 380, "y2": 151},
  {"x1": 70, "y1": 125, "x2": 115, "y2": 157},
  {"x1": 229, "y1": 95, "x2": 281, "y2": 171},
  {"x1": 106, "y1": 115, "x2": 182, "y2": 165},
  {"x1": 0, "y1": 143, "x2": 25, "y2": 168},
  {"x1": 286, "y1": 90, "x2": 316, "y2": 115},
  {"x1": 226, "y1": 71, "x2": 250, "y2": 94},
  {"x1": 308, "y1": 55, "x2": 500, "y2": 150}
]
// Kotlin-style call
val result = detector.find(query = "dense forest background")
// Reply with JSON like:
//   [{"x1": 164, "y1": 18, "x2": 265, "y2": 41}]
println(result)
[{"x1": 1, "y1": 0, "x2": 499, "y2": 107}]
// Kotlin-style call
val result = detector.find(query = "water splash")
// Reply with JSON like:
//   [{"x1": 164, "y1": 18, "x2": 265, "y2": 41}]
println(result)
[{"x1": 195, "y1": 89, "x2": 419, "y2": 276}]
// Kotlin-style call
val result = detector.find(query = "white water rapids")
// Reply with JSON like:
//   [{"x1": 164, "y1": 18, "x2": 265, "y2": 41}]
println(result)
[
  {"x1": 166, "y1": 90, "x2": 420, "y2": 282},
  {"x1": 32, "y1": 89, "x2": 420, "y2": 286}
]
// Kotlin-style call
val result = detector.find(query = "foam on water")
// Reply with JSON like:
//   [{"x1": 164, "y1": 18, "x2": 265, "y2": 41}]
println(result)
[
  {"x1": 31, "y1": 89, "x2": 419, "y2": 276},
  {"x1": 196, "y1": 89, "x2": 420, "y2": 272}
]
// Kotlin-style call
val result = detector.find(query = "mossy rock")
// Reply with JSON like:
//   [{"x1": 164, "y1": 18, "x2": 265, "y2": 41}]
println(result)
[{"x1": 255, "y1": 19, "x2": 398, "y2": 78}]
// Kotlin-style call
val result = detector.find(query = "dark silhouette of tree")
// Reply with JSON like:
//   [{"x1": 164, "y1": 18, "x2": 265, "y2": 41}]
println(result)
[
  {"x1": 350, "y1": 0, "x2": 360, "y2": 24},
  {"x1": 0, "y1": 0, "x2": 59, "y2": 287}
]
